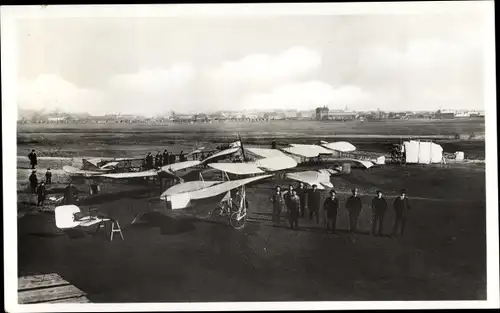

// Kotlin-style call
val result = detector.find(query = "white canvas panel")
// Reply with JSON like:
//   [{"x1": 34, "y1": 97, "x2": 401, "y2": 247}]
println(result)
[
  {"x1": 418, "y1": 141, "x2": 432, "y2": 164},
  {"x1": 404, "y1": 141, "x2": 420, "y2": 163}
]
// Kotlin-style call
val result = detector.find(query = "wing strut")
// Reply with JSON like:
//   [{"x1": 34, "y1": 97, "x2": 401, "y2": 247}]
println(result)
[{"x1": 239, "y1": 133, "x2": 248, "y2": 162}]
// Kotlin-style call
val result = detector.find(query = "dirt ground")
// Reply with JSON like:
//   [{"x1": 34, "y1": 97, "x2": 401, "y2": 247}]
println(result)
[
  {"x1": 17, "y1": 119, "x2": 486, "y2": 159},
  {"x1": 16, "y1": 120, "x2": 487, "y2": 302},
  {"x1": 17, "y1": 157, "x2": 486, "y2": 301}
]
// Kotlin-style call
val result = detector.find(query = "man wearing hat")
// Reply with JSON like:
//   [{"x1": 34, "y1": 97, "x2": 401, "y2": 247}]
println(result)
[
  {"x1": 371, "y1": 190, "x2": 388, "y2": 236},
  {"x1": 28, "y1": 149, "x2": 37, "y2": 169},
  {"x1": 288, "y1": 189, "x2": 301, "y2": 230},
  {"x1": 323, "y1": 189, "x2": 339, "y2": 233},
  {"x1": 345, "y1": 188, "x2": 363, "y2": 234},
  {"x1": 307, "y1": 184, "x2": 321, "y2": 224},
  {"x1": 29, "y1": 170, "x2": 38, "y2": 194},
  {"x1": 392, "y1": 189, "x2": 411, "y2": 236},
  {"x1": 155, "y1": 151, "x2": 162, "y2": 168},
  {"x1": 45, "y1": 168, "x2": 52, "y2": 185},
  {"x1": 63, "y1": 181, "x2": 79, "y2": 205},
  {"x1": 145, "y1": 152, "x2": 154, "y2": 169},
  {"x1": 296, "y1": 182, "x2": 307, "y2": 218},
  {"x1": 162, "y1": 150, "x2": 169, "y2": 166},
  {"x1": 37, "y1": 181, "x2": 47, "y2": 206}
]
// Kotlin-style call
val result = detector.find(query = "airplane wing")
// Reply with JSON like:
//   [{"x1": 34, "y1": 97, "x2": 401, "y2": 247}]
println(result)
[
  {"x1": 188, "y1": 174, "x2": 273, "y2": 200},
  {"x1": 63, "y1": 166, "x2": 104, "y2": 177},
  {"x1": 208, "y1": 162, "x2": 265, "y2": 175},
  {"x1": 114, "y1": 157, "x2": 144, "y2": 162},
  {"x1": 283, "y1": 144, "x2": 334, "y2": 158},
  {"x1": 286, "y1": 170, "x2": 333, "y2": 190},
  {"x1": 321, "y1": 141, "x2": 356, "y2": 152},
  {"x1": 331, "y1": 158, "x2": 375, "y2": 169},
  {"x1": 245, "y1": 147, "x2": 288, "y2": 159},
  {"x1": 201, "y1": 147, "x2": 240, "y2": 163},
  {"x1": 252, "y1": 156, "x2": 298, "y2": 172},
  {"x1": 100, "y1": 161, "x2": 119, "y2": 169},
  {"x1": 188, "y1": 147, "x2": 205, "y2": 155},
  {"x1": 99, "y1": 170, "x2": 158, "y2": 179},
  {"x1": 160, "y1": 180, "x2": 222, "y2": 200},
  {"x1": 161, "y1": 160, "x2": 202, "y2": 173}
]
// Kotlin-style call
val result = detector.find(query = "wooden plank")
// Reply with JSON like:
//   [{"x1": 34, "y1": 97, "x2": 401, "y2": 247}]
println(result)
[
  {"x1": 18, "y1": 273, "x2": 68, "y2": 291},
  {"x1": 18, "y1": 285, "x2": 86, "y2": 304},
  {"x1": 46, "y1": 296, "x2": 91, "y2": 303}
]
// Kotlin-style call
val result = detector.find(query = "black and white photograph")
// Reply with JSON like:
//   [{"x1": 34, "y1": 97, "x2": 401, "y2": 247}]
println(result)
[{"x1": 2, "y1": 2, "x2": 498, "y2": 311}]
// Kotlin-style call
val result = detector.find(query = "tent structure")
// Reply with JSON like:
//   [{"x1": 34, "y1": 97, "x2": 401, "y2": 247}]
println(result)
[{"x1": 403, "y1": 140, "x2": 444, "y2": 164}]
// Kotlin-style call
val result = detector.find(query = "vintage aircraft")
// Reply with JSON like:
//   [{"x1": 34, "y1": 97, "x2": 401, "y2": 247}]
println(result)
[
  {"x1": 157, "y1": 140, "x2": 357, "y2": 229},
  {"x1": 273, "y1": 142, "x2": 385, "y2": 169},
  {"x1": 63, "y1": 156, "x2": 145, "y2": 178}
]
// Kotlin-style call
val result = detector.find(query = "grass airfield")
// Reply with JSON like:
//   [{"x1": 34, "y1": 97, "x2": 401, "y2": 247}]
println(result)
[{"x1": 16, "y1": 121, "x2": 487, "y2": 302}]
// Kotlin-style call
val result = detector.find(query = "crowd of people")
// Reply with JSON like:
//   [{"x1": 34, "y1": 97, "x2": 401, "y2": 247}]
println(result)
[
  {"x1": 270, "y1": 184, "x2": 411, "y2": 237},
  {"x1": 143, "y1": 149, "x2": 217, "y2": 169},
  {"x1": 28, "y1": 168, "x2": 52, "y2": 207}
]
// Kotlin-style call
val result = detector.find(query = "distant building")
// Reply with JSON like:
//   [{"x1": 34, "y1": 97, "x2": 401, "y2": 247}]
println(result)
[
  {"x1": 325, "y1": 111, "x2": 358, "y2": 121},
  {"x1": 315, "y1": 106, "x2": 358, "y2": 121},
  {"x1": 47, "y1": 116, "x2": 66, "y2": 122},
  {"x1": 315, "y1": 106, "x2": 330, "y2": 120},
  {"x1": 172, "y1": 114, "x2": 193, "y2": 122},
  {"x1": 469, "y1": 111, "x2": 485, "y2": 117},
  {"x1": 435, "y1": 110, "x2": 456, "y2": 119},
  {"x1": 455, "y1": 112, "x2": 471, "y2": 118}
]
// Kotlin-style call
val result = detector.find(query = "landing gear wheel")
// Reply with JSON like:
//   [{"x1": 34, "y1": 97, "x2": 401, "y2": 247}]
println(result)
[
  {"x1": 230, "y1": 212, "x2": 246, "y2": 229},
  {"x1": 400, "y1": 157, "x2": 406, "y2": 166}
]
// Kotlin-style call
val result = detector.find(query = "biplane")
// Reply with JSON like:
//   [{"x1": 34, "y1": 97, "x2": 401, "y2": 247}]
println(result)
[
  {"x1": 157, "y1": 139, "x2": 365, "y2": 229},
  {"x1": 63, "y1": 157, "x2": 145, "y2": 177},
  {"x1": 59, "y1": 138, "x2": 381, "y2": 229}
]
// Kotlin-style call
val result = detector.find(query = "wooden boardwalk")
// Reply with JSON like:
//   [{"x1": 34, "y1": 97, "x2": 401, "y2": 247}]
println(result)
[{"x1": 18, "y1": 273, "x2": 91, "y2": 304}]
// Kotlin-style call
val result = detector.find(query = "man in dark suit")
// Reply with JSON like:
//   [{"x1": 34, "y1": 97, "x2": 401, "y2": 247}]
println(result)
[
  {"x1": 324, "y1": 189, "x2": 339, "y2": 233},
  {"x1": 288, "y1": 190, "x2": 301, "y2": 229},
  {"x1": 45, "y1": 168, "x2": 52, "y2": 184},
  {"x1": 296, "y1": 182, "x2": 307, "y2": 218},
  {"x1": 29, "y1": 171, "x2": 38, "y2": 194},
  {"x1": 162, "y1": 150, "x2": 169, "y2": 166},
  {"x1": 28, "y1": 149, "x2": 37, "y2": 169},
  {"x1": 307, "y1": 184, "x2": 321, "y2": 224},
  {"x1": 145, "y1": 152, "x2": 154, "y2": 169},
  {"x1": 371, "y1": 190, "x2": 388, "y2": 236},
  {"x1": 345, "y1": 188, "x2": 363, "y2": 234},
  {"x1": 63, "y1": 182, "x2": 79, "y2": 205},
  {"x1": 37, "y1": 182, "x2": 47, "y2": 206},
  {"x1": 270, "y1": 186, "x2": 284, "y2": 225},
  {"x1": 155, "y1": 151, "x2": 162, "y2": 168},
  {"x1": 392, "y1": 189, "x2": 412, "y2": 236},
  {"x1": 283, "y1": 185, "x2": 294, "y2": 215}
]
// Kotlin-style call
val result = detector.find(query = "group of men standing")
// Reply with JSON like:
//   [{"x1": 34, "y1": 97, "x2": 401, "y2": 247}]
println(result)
[
  {"x1": 144, "y1": 150, "x2": 185, "y2": 169},
  {"x1": 270, "y1": 184, "x2": 412, "y2": 237},
  {"x1": 28, "y1": 169, "x2": 52, "y2": 206},
  {"x1": 270, "y1": 183, "x2": 322, "y2": 230}
]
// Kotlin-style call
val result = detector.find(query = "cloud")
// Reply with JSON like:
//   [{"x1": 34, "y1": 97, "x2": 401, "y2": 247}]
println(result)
[
  {"x1": 207, "y1": 46, "x2": 321, "y2": 86},
  {"x1": 202, "y1": 46, "x2": 323, "y2": 111},
  {"x1": 108, "y1": 64, "x2": 195, "y2": 93},
  {"x1": 240, "y1": 81, "x2": 371, "y2": 111},
  {"x1": 353, "y1": 38, "x2": 484, "y2": 111},
  {"x1": 357, "y1": 38, "x2": 477, "y2": 79},
  {"x1": 106, "y1": 64, "x2": 196, "y2": 115},
  {"x1": 17, "y1": 74, "x2": 105, "y2": 114}
]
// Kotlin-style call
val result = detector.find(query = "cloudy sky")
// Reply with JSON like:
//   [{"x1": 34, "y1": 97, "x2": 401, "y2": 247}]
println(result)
[{"x1": 16, "y1": 7, "x2": 489, "y2": 116}]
